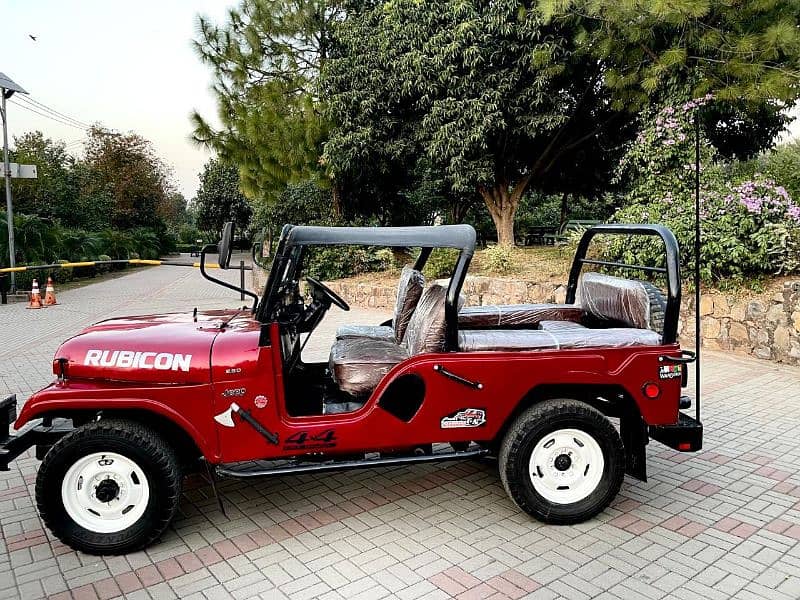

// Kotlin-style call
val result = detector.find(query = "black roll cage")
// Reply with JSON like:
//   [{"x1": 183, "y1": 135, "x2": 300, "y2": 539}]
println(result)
[
  {"x1": 255, "y1": 222, "x2": 682, "y2": 349},
  {"x1": 255, "y1": 225, "x2": 476, "y2": 350},
  {"x1": 565, "y1": 224, "x2": 681, "y2": 344}
]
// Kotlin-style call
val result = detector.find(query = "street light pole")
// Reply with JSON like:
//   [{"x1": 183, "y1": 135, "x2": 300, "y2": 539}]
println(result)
[
  {"x1": 1, "y1": 92, "x2": 16, "y2": 291},
  {"x1": 0, "y1": 73, "x2": 27, "y2": 293}
]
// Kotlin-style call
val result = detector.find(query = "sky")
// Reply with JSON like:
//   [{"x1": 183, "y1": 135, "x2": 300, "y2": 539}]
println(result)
[{"x1": 0, "y1": 0, "x2": 235, "y2": 200}]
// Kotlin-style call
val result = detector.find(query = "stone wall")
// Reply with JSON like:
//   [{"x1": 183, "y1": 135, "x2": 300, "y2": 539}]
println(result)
[
  {"x1": 323, "y1": 275, "x2": 800, "y2": 367},
  {"x1": 680, "y1": 282, "x2": 800, "y2": 364}
]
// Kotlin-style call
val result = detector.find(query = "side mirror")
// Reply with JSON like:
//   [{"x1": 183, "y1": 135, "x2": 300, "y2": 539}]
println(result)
[{"x1": 217, "y1": 221, "x2": 234, "y2": 270}]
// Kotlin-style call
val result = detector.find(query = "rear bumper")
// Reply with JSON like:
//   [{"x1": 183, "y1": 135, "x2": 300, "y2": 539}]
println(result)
[
  {"x1": 650, "y1": 411, "x2": 703, "y2": 452},
  {"x1": 0, "y1": 395, "x2": 72, "y2": 471}
]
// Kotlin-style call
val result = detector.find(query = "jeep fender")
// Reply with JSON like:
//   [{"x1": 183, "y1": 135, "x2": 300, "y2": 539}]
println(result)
[{"x1": 15, "y1": 395, "x2": 216, "y2": 462}]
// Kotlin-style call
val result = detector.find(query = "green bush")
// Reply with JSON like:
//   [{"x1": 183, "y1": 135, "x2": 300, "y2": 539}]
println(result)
[
  {"x1": 606, "y1": 96, "x2": 800, "y2": 283},
  {"x1": 305, "y1": 246, "x2": 392, "y2": 280},
  {"x1": 96, "y1": 254, "x2": 113, "y2": 274},
  {"x1": 423, "y1": 248, "x2": 459, "y2": 279},
  {"x1": 53, "y1": 260, "x2": 74, "y2": 284},
  {"x1": 483, "y1": 245, "x2": 514, "y2": 274}
]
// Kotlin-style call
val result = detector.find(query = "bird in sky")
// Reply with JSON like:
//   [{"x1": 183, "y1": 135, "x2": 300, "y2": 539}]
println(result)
[{"x1": 29, "y1": 35, "x2": 37, "y2": 41}]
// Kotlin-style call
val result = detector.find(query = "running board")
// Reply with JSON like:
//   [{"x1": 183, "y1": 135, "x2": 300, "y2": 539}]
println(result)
[{"x1": 216, "y1": 448, "x2": 489, "y2": 479}]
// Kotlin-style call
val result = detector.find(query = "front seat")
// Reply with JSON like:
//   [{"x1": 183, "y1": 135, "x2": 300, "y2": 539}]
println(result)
[
  {"x1": 329, "y1": 283, "x2": 452, "y2": 396},
  {"x1": 335, "y1": 265, "x2": 425, "y2": 343}
]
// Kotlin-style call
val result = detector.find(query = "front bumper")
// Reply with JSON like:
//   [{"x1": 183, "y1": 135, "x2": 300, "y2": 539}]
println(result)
[{"x1": 0, "y1": 395, "x2": 73, "y2": 471}]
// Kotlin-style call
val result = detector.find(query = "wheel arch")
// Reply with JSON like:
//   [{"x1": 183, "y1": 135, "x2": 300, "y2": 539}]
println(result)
[
  {"x1": 32, "y1": 407, "x2": 206, "y2": 471},
  {"x1": 495, "y1": 382, "x2": 648, "y2": 481}
]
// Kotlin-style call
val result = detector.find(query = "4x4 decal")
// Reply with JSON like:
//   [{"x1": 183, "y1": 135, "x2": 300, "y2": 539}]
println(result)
[
  {"x1": 283, "y1": 429, "x2": 337, "y2": 451},
  {"x1": 440, "y1": 408, "x2": 486, "y2": 429}
]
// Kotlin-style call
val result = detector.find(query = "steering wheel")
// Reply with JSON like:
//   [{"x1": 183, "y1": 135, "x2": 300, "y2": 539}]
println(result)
[{"x1": 305, "y1": 277, "x2": 350, "y2": 311}]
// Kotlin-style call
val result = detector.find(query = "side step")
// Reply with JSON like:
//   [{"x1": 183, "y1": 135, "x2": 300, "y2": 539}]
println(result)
[
  {"x1": 650, "y1": 412, "x2": 703, "y2": 452},
  {"x1": 217, "y1": 448, "x2": 489, "y2": 479}
]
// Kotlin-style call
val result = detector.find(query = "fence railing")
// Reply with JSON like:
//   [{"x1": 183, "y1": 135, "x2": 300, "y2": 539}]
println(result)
[{"x1": 0, "y1": 259, "x2": 252, "y2": 304}]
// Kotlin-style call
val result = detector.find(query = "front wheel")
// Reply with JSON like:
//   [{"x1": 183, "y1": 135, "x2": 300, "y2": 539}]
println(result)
[
  {"x1": 36, "y1": 419, "x2": 182, "y2": 555},
  {"x1": 499, "y1": 399, "x2": 624, "y2": 524}
]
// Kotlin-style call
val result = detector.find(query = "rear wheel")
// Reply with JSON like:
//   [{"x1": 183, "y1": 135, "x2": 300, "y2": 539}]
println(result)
[
  {"x1": 36, "y1": 419, "x2": 182, "y2": 555},
  {"x1": 499, "y1": 399, "x2": 624, "y2": 524}
]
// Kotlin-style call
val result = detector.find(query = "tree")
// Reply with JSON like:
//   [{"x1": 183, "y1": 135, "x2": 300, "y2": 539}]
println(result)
[
  {"x1": 83, "y1": 126, "x2": 175, "y2": 229},
  {"x1": 157, "y1": 191, "x2": 188, "y2": 229},
  {"x1": 10, "y1": 131, "x2": 80, "y2": 225},
  {"x1": 324, "y1": 1, "x2": 642, "y2": 245},
  {"x1": 324, "y1": 0, "x2": 800, "y2": 245},
  {"x1": 191, "y1": 0, "x2": 333, "y2": 207},
  {"x1": 542, "y1": 0, "x2": 800, "y2": 107},
  {"x1": 195, "y1": 159, "x2": 253, "y2": 235}
]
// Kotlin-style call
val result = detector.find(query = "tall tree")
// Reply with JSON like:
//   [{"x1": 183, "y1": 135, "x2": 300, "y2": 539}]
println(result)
[
  {"x1": 195, "y1": 159, "x2": 253, "y2": 234},
  {"x1": 83, "y1": 126, "x2": 174, "y2": 229},
  {"x1": 324, "y1": 1, "x2": 641, "y2": 245},
  {"x1": 10, "y1": 131, "x2": 80, "y2": 224},
  {"x1": 324, "y1": 0, "x2": 800, "y2": 245},
  {"x1": 191, "y1": 0, "x2": 334, "y2": 206}
]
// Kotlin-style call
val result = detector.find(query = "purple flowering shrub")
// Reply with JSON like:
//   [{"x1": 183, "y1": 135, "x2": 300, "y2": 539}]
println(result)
[{"x1": 606, "y1": 97, "x2": 800, "y2": 284}]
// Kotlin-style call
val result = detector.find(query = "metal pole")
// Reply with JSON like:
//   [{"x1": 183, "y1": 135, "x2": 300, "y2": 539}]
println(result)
[
  {"x1": 1, "y1": 91, "x2": 15, "y2": 292},
  {"x1": 240, "y1": 260, "x2": 245, "y2": 301},
  {"x1": 694, "y1": 112, "x2": 701, "y2": 422}
]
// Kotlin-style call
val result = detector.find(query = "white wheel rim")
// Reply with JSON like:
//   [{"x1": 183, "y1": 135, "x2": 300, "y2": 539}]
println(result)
[
  {"x1": 528, "y1": 428, "x2": 605, "y2": 505},
  {"x1": 61, "y1": 452, "x2": 150, "y2": 533}
]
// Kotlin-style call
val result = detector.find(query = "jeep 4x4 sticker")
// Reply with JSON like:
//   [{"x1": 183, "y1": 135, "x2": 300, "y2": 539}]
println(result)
[{"x1": 441, "y1": 408, "x2": 486, "y2": 429}]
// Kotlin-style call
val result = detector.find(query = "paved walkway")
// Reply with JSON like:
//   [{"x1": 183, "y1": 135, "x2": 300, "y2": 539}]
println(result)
[{"x1": 0, "y1": 266, "x2": 799, "y2": 600}]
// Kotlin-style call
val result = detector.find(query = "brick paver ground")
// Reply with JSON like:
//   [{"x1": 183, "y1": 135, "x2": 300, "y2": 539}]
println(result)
[{"x1": 1, "y1": 264, "x2": 799, "y2": 599}]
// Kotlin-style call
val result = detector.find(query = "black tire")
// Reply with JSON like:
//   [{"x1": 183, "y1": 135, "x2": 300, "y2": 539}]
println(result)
[
  {"x1": 639, "y1": 281, "x2": 667, "y2": 334},
  {"x1": 36, "y1": 419, "x2": 182, "y2": 555},
  {"x1": 499, "y1": 399, "x2": 624, "y2": 524}
]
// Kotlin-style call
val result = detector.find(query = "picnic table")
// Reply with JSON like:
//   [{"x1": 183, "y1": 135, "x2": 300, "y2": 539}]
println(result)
[
  {"x1": 520, "y1": 226, "x2": 558, "y2": 246},
  {"x1": 542, "y1": 219, "x2": 602, "y2": 245}
]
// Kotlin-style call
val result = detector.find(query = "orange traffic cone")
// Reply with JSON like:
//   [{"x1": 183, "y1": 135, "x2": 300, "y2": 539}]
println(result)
[
  {"x1": 44, "y1": 277, "x2": 58, "y2": 305},
  {"x1": 27, "y1": 279, "x2": 44, "y2": 309}
]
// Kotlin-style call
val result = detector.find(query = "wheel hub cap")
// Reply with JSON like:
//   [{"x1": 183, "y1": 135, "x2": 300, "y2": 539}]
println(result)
[
  {"x1": 94, "y1": 478, "x2": 120, "y2": 503},
  {"x1": 529, "y1": 428, "x2": 605, "y2": 505},
  {"x1": 61, "y1": 452, "x2": 150, "y2": 534},
  {"x1": 554, "y1": 453, "x2": 572, "y2": 471}
]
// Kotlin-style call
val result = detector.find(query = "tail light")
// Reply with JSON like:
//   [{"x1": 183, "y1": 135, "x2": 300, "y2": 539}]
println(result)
[{"x1": 642, "y1": 382, "x2": 661, "y2": 399}]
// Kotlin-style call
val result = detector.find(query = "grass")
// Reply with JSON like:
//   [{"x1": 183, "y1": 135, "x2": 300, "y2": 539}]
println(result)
[{"x1": 333, "y1": 245, "x2": 574, "y2": 286}]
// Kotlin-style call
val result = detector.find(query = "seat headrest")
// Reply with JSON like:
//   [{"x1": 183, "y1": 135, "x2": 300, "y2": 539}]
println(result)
[
  {"x1": 578, "y1": 272, "x2": 650, "y2": 329},
  {"x1": 393, "y1": 265, "x2": 425, "y2": 342},
  {"x1": 403, "y1": 284, "x2": 462, "y2": 355}
]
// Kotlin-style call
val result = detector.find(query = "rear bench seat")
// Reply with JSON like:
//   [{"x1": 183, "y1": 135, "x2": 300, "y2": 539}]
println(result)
[
  {"x1": 458, "y1": 304, "x2": 584, "y2": 328},
  {"x1": 458, "y1": 272, "x2": 662, "y2": 351},
  {"x1": 458, "y1": 328, "x2": 661, "y2": 351}
]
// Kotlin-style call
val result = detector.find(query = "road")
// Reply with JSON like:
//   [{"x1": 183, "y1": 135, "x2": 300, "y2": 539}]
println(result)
[{"x1": 0, "y1": 263, "x2": 798, "y2": 600}]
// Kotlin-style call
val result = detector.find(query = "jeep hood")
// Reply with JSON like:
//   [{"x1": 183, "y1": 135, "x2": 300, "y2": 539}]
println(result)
[{"x1": 55, "y1": 310, "x2": 246, "y2": 385}]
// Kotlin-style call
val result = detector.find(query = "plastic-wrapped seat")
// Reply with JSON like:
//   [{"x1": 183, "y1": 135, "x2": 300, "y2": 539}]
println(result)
[
  {"x1": 329, "y1": 283, "x2": 453, "y2": 396},
  {"x1": 458, "y1": 304, "x2": 584, "y2": 328},
  {"x1": 538, "y1": 320, "x2": 587, "y2": 332},
  {"x1": 459, "y1": 272, "x2": 663, "y2": 351},
  {"x1": 458, "y1": 328, "x2": 661, "y2": 352},
  {"x1": 578, "y1": 272, "x2": 653, "y2": 329},
  {"x1": 335, "y1": 265, "x2": 425, "y2": 343}
]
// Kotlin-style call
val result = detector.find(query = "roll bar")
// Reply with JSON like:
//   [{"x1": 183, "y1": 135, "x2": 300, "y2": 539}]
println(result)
[{"x1": 565, "y1": 224, "x2": 681, "y2": 344}]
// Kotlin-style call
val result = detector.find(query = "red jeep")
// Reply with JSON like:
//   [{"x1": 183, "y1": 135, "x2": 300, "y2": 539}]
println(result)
[{"x1": 0, "y1": 223, "x2": 701, "y2": 554}]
